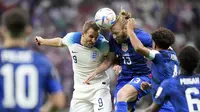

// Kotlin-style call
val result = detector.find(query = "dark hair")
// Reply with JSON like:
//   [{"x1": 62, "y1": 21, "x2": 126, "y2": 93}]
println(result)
[
  {"x1": 151, "y1": 27, "x2": 175, "y2": 49},
  {"x1": 82, "y1": 21, "x2": 99, "y2": 33},
  {"x1": 2, "y1": 8, "x2": 29, "y2": 38},
  {"x1": 178, "y1": 46, "x2": 200, "y2": 73}
]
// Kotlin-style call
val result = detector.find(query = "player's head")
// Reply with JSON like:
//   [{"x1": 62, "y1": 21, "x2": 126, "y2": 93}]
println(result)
[
  {"x1": 82, "y1": 20, "x2": 100, "y2": 48},
  {"x1": 110, "y1": 9, "x2": 131, "y2": 43},
  {"x1": 178, "y1": 46, "x2": 200, "y2": 74},
  {"x1": 151, "y1": 27, "x2": 175, "y2": 50},
  {"x1": 1, "y1": 8, "x2": 31, "y2": 40}
]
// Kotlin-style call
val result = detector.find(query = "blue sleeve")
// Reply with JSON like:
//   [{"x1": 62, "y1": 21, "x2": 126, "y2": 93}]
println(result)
[
  {"x1": 146, "y1": 50, "x2": 163, "y2": 64},
  {"x1": 46, "y1": 64, "x2": 62, "y2": 93},
  {"x1": 152, "y1": 53, "x2": 163, "y2": 64},
  {"x1": 154, "y1": 79, "x2": 171, "y2": 105},
  {"x1": 98, "y1": 35, "x2": 109, "y2": 56},
  {"x1": 136, "y1": 30, "x2": 152, "y2": 48},
  {"x1": 108, "y1": 34, "x2": 115, "y2": 52}
]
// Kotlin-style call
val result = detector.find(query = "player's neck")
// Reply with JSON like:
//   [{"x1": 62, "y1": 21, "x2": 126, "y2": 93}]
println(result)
[{"x1": 3, "y1": 37, "x2": 26, "y2": 48}]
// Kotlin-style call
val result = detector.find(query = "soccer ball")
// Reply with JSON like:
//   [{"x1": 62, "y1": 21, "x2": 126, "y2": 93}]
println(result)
[{"x1": 95, "y1": 8, "x2": 116, "y2": 29}]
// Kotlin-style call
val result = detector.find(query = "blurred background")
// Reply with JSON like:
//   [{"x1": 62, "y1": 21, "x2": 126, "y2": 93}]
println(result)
[{"x1": 0, "y1": 0, "x2": 200, "y2": 111}]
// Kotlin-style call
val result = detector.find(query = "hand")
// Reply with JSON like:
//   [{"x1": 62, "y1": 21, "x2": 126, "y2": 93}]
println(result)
[
  {"x1": 40, "y1": 105, "x2": 51, "y2": 112},
  {"x1": 140, "y1": 81, "x2": 151, "y2": 90},
  {"x1": 112, "y1": 65, "x2": 122, "y2": 75},
  {"x1": 35, "y1": 36, "x2": 44, "y2": 46},
  {"x1": 127, "y1": 18, "x2": 136, "y2": 30},
  {"x1": 84, "y1": 71, "x2": 98, "y2": 85}
]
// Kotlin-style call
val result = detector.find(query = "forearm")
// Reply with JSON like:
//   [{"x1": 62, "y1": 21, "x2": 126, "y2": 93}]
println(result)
[
  {"x1": 127, "y1": 29, "x2": 149, "y2": 57},
  {"x1": 94, "y1": 59, "x2": 113, "y2": 74},
  {"x1": 40, "y1": 37, "x2": 63, "y2": 47},
  {"x1": 127, "y1": 29, "x2": 144, "y2": 51}
]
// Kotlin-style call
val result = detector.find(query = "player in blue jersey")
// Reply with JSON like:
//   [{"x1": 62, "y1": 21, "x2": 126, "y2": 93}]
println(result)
[
  {"x1": 0, "y1": 8, "x2": 66, "y2": 112},
  {"x1": 126, "y1": 18, "x2": 178, "y2": 112},
  {"x1": 35, "y1": 21, "x2": 112, "y2": 112},
  {"x1": 150, "y1": 46, "x2": 200, "y2": 112},
  {"x1": 85, "y1": 10, "x2": 152, "y2": 112}
]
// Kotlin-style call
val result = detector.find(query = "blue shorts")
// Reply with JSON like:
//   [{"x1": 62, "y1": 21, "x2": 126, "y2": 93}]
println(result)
[{"x1": 114, "y1": 75, "x2": 151, "y2": 111}]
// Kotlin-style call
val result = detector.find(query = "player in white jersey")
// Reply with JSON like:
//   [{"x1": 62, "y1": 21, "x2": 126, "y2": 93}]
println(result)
[{"x1": 35, "y1": 21, "x2": 112, "y2": 112}]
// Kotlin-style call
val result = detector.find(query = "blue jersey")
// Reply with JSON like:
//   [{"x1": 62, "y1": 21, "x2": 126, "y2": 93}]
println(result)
[
  {"x1": 0, "y1": 47, "x2": 62, "y2": 112},
  {"x1": 154, "y1": 74, "x2": 200, "y2": 112},
  {"x1": 147, "y1": 49, "x2": 179, "y2": 101},
  {"x1": 109, "y1": 29, "x2": 152, "y2": 81}
]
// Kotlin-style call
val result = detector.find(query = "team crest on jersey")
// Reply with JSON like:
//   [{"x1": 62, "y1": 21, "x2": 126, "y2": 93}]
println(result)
[
  {"x1": 91, "y1": 51, "x2": 98, "y2": 61},
  {"x1": 122, "y1": 43, "x2": 128, "y2": 52}
]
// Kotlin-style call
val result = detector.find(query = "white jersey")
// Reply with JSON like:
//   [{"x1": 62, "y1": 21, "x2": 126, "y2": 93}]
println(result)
[{"x1": 62, "y1": 32, "x2": 110, "y2": 96}]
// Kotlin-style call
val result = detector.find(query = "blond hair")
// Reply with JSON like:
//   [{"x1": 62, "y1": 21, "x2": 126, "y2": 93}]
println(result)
[{"x1": 114, "y1": 9, "x2": 131, "y2": 28}]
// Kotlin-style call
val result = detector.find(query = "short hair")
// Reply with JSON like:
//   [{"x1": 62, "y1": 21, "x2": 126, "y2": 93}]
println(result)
[
  {"x1": 2, "y1": 8, "x2": 29, "y2": 38},
  {"x1": 111, "y1": 9, "x2": 131, "y2": 29},
  {"x1": 82, "y1": 21, "x2": 100, "y2": 33},
  {"x1": 151, "y1": 27, "x2": 175, "y2": 49},
  {"x1": 178, "y1": 46, "x2": 200, "y2": 73}
]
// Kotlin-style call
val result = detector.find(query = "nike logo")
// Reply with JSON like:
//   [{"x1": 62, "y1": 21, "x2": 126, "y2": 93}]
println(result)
[
  {"x1": 72, "y1": 51, "x2": 78, "y2": 53},
  {"x1": 98, "y1": 108, "x2": 103, "y2": 110}
]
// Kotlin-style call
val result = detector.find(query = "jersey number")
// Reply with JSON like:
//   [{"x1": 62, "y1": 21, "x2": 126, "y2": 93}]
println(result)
[
  {"x1": 0, "y1": 64, "x2": 38, "y2": 108},
  {"x1": 185, "y1": 87, "x2": 200, "y2": 111},
  {"x1": 172, "y1": 65, "x2": 178, "y2": 77},
  {"x1": 122, "y1": 56, "x2": 132, "y2": 65},
  {"x1": 73, "y1": 55, "x2": 77, "y2": 63}
]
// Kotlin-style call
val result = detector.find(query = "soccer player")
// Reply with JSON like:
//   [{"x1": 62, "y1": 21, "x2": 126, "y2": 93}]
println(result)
[
  {"x1": 0, "y1": 8, "x2": 65, "y2": 112},
  {"x1": 127, "y1": 18, "x2": 179, "y2": 112},
  {"x1": 149, "y1": 46, "x2": 200, "y2": 112},
  {"x1": 85, "y1": 10, "x2": 152, "y2": 112},
  {"x1": 35, "y1": 21, "x2": 112, "y2": 112}
]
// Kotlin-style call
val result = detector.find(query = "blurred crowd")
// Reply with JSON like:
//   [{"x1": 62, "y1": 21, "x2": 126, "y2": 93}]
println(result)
[{"x1": 0, "y1": 0, "x2": 200, "y2": 111}]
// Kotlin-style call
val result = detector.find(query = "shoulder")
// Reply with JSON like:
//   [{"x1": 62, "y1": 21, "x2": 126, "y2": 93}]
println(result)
[
  {"x1": 96, "y1": 34, "x2": 109, "y2": 45},
  {"x1": 95, "y1": 34, "x2": 109, "y2": 54},
  {"x1": 134, "y1": 28, "x2": 152, "y2": 40},
  {"x1": 161, "y1": 77, "x2": 175, "y2": 87},
  {"x1": 63, "y1": 32, "x2": 82, "y2": 45}
]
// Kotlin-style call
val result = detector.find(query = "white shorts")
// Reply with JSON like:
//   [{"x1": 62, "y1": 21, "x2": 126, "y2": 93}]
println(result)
[{"x1": 69, "y1": 88, "x2": 112, "y2": 112}]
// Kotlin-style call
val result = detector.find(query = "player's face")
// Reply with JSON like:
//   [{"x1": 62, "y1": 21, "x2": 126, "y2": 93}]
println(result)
[
  {"x1": 82, "y1": 28, "x2": 99, "y2": 48},
  {"x1": 111, "y1": 22, "x2": 127, "y2": 44}
]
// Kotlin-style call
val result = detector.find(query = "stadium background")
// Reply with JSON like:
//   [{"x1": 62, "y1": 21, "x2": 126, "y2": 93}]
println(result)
[{"x1": 0, "y1": 0, "x2": 200, "y2": 111}]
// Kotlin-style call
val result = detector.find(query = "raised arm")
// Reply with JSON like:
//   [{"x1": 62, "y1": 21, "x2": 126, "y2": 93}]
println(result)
[
  {"x1": 35, "y1": 36, "x2": 65, "y2": 47},
  {"x1": 127, "y1": 18, "x2": 150, "y2": 57}
]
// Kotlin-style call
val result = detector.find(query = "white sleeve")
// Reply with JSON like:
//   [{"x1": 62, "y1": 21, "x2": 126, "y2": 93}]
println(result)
[
  {"x1": 146, "y1": 50, "x2": 160, "y2": 60},
  {"x1": 61, "y1": 33, "x2": 73, "y2": 46}
]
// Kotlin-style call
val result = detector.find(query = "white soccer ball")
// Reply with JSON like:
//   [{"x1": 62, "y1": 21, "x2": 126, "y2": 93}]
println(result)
[{"x1": 95, "y1": 8, "x2": 116, "y2": 29}]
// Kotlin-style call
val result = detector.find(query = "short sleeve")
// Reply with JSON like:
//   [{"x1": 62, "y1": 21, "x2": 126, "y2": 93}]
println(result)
[
  {"x1": 46, "y1": 64, "x2": 62, "y2": 93},
  {"x1": 61, "y1": 32, "x2": 74, "y2": 46},
  {"x1": 154, "y1": 79, "x2": 171, "y2": 105}
]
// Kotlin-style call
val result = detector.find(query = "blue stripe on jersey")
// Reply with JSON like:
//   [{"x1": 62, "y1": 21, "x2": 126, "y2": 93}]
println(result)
[
  {"x1": 155, "y1": 75, "x2": 200, "y2": 112},
  {"x1": 66, "y1": 32, "x2": 109, "y2": 54},
  {"x1": 151, "y1": 50, "x2": 179, "y2": 101},
  {"x1": 0, "y1": 47, "x2": 62, "y2": 112},
  {"x1": 109, "y1": 28, "x2": 152, "y2": 81}
]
